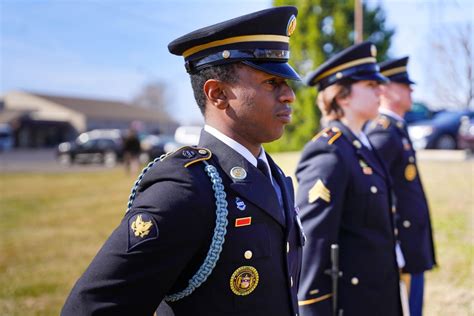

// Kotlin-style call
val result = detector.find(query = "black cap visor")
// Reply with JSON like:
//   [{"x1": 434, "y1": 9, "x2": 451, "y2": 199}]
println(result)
[
  {"x1": 351, "y1": 71, "x2": 389, "y2": 83},
  {"x1": 388, "y1": 73, "x2": 415, "y2": 85},
  {"x1": 243, "y1": 60, "x2": 301, "y2": 81}
]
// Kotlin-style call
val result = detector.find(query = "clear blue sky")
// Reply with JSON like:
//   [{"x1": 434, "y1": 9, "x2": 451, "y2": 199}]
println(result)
[{"x1": 1, "y1": 0, "x2": 472, "y2": 124}]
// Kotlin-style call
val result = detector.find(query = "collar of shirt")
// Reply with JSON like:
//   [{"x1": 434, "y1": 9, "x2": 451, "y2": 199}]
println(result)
[
  {"x1": 379, "y1": 107, "x2": 405, "y2": 122},
  {"x1": 204, "y1": 124, "x2": 265, "y2": 169},
  {"x1": 357, "y1": 131, "x2": 373, "y2": 150}
]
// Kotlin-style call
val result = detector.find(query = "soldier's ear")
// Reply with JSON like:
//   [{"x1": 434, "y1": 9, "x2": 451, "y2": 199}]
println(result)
[
  {"x1": 335, "y1": 94, "x2": 350, "y2": 109},
  {"x1": 204, "y1": 79, "x2": 228, "y2": 110}
]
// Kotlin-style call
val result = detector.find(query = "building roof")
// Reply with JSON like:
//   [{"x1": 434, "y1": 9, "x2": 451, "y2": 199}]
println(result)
[
  {"x1": 0, "y1": 109, "x2": 29, "y2": 124},
  {"x1": 32, "y1": 92, "x2": 172, "y2": 123}
]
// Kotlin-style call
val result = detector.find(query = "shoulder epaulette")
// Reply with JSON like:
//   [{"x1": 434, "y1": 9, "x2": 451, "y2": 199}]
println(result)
[
  {"x1": 371, "y1": 115, "x2": 391, "y2": 130},
  {"x1": 163, "y1": 146, "x2": 212, "y2": 168},
  {"x1": 311, "y1": 127, "x2": 342, "y2": 145}
]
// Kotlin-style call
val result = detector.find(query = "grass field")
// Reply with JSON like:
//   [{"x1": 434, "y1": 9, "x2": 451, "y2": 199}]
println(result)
[{"x1": 0, "y1": 154, "x2": 473, "y2": 315}]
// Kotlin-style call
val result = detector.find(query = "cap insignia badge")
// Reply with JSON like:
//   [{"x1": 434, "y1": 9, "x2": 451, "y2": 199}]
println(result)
[
  {"x1": 287, "y1": 15, "x2": 297, "y2": 36},
  {"x1": 371, "y1": 44, "x2": 377, "y2": 57}
]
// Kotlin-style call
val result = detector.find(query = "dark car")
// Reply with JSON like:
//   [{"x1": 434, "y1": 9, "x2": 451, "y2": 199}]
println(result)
[
  {"x1": 57, "y1": 129, "x2": 123, "y2": 167},
  {"x1": 457, "y1": 115, "x2": 474, "y2": 152},
  {"x1": 407, "y1": 110, "x2": 474, "y2": 150},
  {"x1": 140, "y1": 134, "x2": 182, "y2": 162},
  {"x1": 404, "y1": 102, "x2": 436, "y2": 124}
]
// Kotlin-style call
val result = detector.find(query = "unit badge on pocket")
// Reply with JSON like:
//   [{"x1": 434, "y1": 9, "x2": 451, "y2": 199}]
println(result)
[{"x1": 230, "y1": 266, "x2": 259, "y2": 296}]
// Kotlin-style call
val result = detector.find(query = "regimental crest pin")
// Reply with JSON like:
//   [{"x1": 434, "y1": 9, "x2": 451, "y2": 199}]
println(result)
[{"x1": 235, "y1": 197, "x2": 246, "y2": 211}]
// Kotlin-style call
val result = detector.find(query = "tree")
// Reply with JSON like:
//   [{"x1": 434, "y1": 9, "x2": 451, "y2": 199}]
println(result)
[
  {"x1": 429, "y1": 22, "x2": 473, "y2": 109},
  {"x1": 132, "y1": 81, "x2": 169, "y2": 116},
  {"x1": 266, "y1": 0, "x2": 394, "y2": 152},
  {"x1": 131, "y1": 81, "x2": 179, "y2": 134}
]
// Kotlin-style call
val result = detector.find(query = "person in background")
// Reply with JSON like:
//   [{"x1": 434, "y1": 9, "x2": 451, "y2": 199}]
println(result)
[
  {"x1": 296, "y1": 42, "x2": 403, "y2": 316},
  {"x1": 61, "y1": 6, "x2": 305, "y2": 316},
  {"x1": 366, "y1": 56, "x2": 436, "y2": 316},
  {"x1": 122, "y1": 128, "x2": 141, "y2": 175}
]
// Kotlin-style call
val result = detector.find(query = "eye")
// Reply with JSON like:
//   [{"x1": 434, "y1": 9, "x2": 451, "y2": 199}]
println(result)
[
  {"x1": 367, "y1": 82, "x2": 377, "y2": 88},
  {"x1": 265, "y1": 78, "x2": 278, "y2": 86}
]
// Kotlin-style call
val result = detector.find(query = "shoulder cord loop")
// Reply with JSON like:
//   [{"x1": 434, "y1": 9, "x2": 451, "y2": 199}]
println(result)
[{"x1": 125, "y1": 156, "x2": 229, "y2": 301}]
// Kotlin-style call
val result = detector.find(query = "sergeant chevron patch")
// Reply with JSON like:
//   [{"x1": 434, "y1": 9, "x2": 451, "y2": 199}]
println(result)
[{"x1": 308, "y1": 179, "x2": 331, "y2": 203}]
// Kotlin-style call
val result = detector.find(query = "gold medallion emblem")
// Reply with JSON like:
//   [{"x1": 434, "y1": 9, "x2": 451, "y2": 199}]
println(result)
[
  {"x1": 405, "y1": 164, "x2": 417, "y2": 181},
  {"x1": 230, "y1": 167, "x2": 247, "y2": 180},
  {"x1": 370, "y1": 44, "x2": 377, "y2": 57},
  {"x1": 287, "y1": 15, "x2": 297, "y2": 36},
  {"x1": 230, "y1": 266, "x2": 259, "y2": 296},
  {"x1": 131, "y1": 215, "x2": 153, "y2": 238}
]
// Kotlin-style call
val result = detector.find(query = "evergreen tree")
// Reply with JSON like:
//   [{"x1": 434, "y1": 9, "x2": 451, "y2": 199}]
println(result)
[{"x1": 266, "y1": 0, "x2": 394, "y2": 152}]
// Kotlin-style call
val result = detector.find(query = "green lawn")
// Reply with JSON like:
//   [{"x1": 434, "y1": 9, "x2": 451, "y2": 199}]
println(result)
[{"x1": 0, "y1": 155, "x2": 473, "y2": 315}]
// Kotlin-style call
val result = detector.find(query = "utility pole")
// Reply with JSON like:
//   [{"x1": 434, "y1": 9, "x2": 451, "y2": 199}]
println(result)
[{"x1": 355, "y1": 0, "x2": 363, "y2": 43}]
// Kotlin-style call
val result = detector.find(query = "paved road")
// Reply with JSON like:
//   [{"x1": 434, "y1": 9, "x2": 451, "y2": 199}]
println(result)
[
  {"x1": 0, "y1": 149, "x2": 120, "y2": 173},
  {"x1": 0, "y1": 148, "x2": 471, "y2": 174}
]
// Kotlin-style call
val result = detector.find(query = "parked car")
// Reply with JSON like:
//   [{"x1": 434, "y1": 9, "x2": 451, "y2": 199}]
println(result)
[
  {"x1": 140, "y1": 134, "x2": 182, "y2": 162},
  {"x1": 457, "y1": 115, "x2": 474, "y2": 152},
  {"x1": 404, "y1": 102, "x2": 436, "y2": 124},
  {"x1": 0, "y1": 124, "x2": 13, "y2": 151},
  {"x1": 57, "y1": 129, "x2": 123, "y2": 167},
  {"x1": 408, "y1": 110, "x2": 474, "y2": 150},
  {"x1": 174, "y1": 125, "x2": 202, "y2": 146}
]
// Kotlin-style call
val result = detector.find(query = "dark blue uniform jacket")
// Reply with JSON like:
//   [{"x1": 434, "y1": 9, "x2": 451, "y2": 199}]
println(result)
[
  {"x1": 61, "y1": 131, "x2": 304, "y2": 316},
  {"x1": 366, "y1": 114, "x2": 436, "y2": 273},
  {"x1": 296, "y1": 120, "x2": 401, "y2": 316}
]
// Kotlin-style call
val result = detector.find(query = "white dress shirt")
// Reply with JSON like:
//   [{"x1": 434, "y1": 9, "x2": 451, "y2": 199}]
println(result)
[{"x1": 203, "y1": 125, "x2": 274, "y2": 182}]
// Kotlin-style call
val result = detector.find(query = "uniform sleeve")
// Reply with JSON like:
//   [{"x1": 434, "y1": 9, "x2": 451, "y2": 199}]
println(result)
[
  {"x1": 61, "y1": 161, "x2": 215, "y2": 315},
  {"x1": 295, "y1": 143, "x2": 349, "y2": 315},
  {"x1": 367, "y1": 127, "x2": 400, "y2": 170}
]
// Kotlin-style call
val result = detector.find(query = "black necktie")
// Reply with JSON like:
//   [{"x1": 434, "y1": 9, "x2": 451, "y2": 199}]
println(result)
[
  {"x1": 257, "y1": 158, "x2": 285, "y2": 219},
  {"x1": 257, "y1": 159, "x2": 271, "y2": 179}
]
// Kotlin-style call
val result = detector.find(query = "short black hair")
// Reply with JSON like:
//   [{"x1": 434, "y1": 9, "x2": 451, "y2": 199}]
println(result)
[{"x1": 190, "y1": 63, "x2": 240, "y2": 115}]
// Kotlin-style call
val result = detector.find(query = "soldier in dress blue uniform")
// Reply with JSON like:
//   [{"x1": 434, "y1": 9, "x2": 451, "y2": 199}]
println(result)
[
  {"x1": 366, "y1": 57, "x2": 436, "y2": 316},
  {"x1": 296, "y1": 42, "x2": 403, "y2": 316},
  {"x1": 61, "y1": 6, "x2": 306, "y2": 316}
]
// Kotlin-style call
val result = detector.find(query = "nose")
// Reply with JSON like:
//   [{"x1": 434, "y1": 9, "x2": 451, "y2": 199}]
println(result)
[{"x1": 279, "y1": 82, "x2": 296, "y2": 104}]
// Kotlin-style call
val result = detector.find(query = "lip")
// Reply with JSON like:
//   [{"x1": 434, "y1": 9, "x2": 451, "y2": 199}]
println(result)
[{"x1": 276, "y1": 109, "x2": 292, "y2": 124}]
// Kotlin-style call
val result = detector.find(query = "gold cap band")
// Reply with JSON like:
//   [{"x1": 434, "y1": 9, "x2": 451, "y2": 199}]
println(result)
[
  {"x1": 315, "y1": 57, "x2": 376, "y2": 82},
  {"x1": 381, "y1": 66, "x2": 407, "y2": 77},
  {"x1": 183, "y1": 34, "x2": 289, "y2": 58}
]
